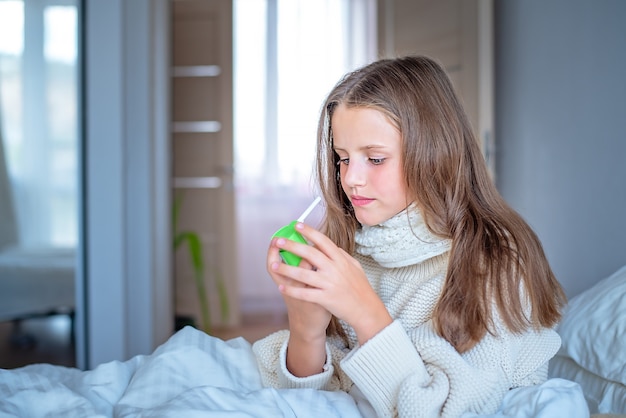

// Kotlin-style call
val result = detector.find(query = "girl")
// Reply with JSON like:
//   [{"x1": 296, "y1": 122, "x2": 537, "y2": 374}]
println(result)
[{"x1": 252, "y1": 55, "x2": 566, "y2": 418}]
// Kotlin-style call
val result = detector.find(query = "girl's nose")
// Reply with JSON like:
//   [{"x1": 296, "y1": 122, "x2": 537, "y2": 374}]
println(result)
[{"x1": 342, "y1": 160, "x2": 366, "y2": 188}]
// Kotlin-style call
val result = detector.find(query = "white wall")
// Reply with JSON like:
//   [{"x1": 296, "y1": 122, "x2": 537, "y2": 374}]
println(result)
[{"x1": 495, "y1": 0, "x2": 626, "y2": 298}]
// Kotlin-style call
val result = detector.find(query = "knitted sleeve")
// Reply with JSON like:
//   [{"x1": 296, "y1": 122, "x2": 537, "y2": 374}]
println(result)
[
  {"x1": 341, "y1": 319, "x2": 561, "y2": 418},
  {"x1": 251, "y1": 329, "x2": 354, "y2": 392}
]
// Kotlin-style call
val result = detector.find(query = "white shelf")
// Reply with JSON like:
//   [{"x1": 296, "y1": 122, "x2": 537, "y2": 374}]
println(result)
[
  {"x1": 172, "y1": 65, "x2": 221, "y2": 77},
  {"x1": 172, "y1": 121, "x2": 221, "y2": 133},
  {"x1": 172, "y1": 177, "x2": 222, "y2": 189}
]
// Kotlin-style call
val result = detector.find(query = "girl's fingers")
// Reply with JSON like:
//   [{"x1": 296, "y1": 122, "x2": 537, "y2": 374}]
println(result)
[
  {"x1": 272, "y1": 260, "x2": 324, "y2": 289},
  {"x1": 267, "y1": 237, "x2": 284, "y2": 266},
  {"x1": 273, "y1": 233, "x2": 338, "y2": 273},
  {"x1": 292, "y1": 222, "x2": 346, "y2": 261},
  {"x1": 267, "y1": 237, "x2": 303, "y2": 287},
  {"x1": 277, "y1": 228, "x2": 354, "y2": 273},
  {"x1": 279, "y1": 280, "x2": 323, "y2": 303}
]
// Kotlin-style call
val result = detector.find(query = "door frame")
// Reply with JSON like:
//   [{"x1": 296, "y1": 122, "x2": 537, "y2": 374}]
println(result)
[{"x1": 79, "y1": 0, "x2": 172, "y2": 369}]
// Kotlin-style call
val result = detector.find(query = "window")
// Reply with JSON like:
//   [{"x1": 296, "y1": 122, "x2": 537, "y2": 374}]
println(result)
[
  {"x1": 233, "y1": 0, "x2": 376, "y2": 313},
  {"x1": 0, "y1": 0, "x2": 79, "y2": 248}
]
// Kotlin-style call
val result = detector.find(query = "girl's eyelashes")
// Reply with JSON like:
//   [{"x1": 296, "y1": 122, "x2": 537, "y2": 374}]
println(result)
[{"x1": 335, "y1": 157, "x2": 386, "y2": 166}]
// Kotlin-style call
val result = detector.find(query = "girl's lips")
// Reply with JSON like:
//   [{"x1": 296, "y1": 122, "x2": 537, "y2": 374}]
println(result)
[{"x1": 351, "y1": 195, "x2": 375, "y2": 207}]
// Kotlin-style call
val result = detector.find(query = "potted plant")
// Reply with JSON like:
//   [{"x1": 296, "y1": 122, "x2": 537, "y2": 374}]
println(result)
[{"x1": 173, "y1": 192, "x2": 229, "y2": 333}]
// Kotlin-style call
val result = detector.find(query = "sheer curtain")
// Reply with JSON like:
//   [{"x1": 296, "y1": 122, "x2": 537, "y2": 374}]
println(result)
[
  {"x1": 234, "y1": 0, "x2": 377, "y2": 316},
  {"x1": 0, "y1": 1, "x2": 78, "y2": 250},
  {"x1": 0, "y1": 0, "x2": 78, "y2": 343},
  {"x1": 0, "y1": 90, "x2": 19, "y2": 250}
]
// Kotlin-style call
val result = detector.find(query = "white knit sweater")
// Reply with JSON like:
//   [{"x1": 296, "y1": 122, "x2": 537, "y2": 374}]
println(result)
[{"x1": 252, "y1": 208, "x2": 561, "y2": 418}]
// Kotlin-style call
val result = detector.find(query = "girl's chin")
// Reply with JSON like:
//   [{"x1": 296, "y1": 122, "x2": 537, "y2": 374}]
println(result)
[
  {"x1": 354, "y1": 212, "x2": 384, "y2": 227},
  {"x1": 355, "y1": 206, "x2": 408, "y2": 227}
]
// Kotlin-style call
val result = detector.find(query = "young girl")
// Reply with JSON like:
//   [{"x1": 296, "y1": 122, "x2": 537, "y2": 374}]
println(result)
[{"x1": 252, "y1": 55, "x2": 566, "y2": 417}]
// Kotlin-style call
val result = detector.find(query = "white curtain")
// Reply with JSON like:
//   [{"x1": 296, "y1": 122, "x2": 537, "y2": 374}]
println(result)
[
  {"x1": 0, "y1": 1, "x2": 78, "y2": 250},
  {"x1": 233, "y1": 0, "x2": 377, "y2": 314},
  {"x1": 235, "y1": 0, "x2": 377, "y2": 194},
  {"x1": 0, "y1": 93, "x2": 18, "y2": 250}
]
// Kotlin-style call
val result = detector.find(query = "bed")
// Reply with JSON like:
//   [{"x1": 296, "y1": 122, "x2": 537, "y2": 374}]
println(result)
[
  {"x1": 0, "y1": 146, "x2": 76, "y2": 343},
  {"x1": 0, "y1": 247, "x2": 75, "y2": 322},
  {"x1": 549, "y1": 264, "x2": 626, "y2": 416},
  {"x1": 0, "y1": 246, "x2": 75, "y2": 349},
  {"x1": 0, "y1": 267, "x2": 624, "y2": 417}
]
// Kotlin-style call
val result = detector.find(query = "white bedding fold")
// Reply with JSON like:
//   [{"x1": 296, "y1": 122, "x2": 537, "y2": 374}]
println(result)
[{"x1": 0, "y1": 326, "x2": 587, "y2": 418}]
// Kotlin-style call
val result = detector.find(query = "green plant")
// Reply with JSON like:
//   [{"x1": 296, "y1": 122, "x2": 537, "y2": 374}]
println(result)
[{"x1": 173, "y1": 192, "x2": 229, "y2": 333}]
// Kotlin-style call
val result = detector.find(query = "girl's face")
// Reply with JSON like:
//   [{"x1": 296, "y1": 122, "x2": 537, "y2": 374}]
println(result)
[{"x1": 332, "y1": 104, "x2": 410, "y2": 226}]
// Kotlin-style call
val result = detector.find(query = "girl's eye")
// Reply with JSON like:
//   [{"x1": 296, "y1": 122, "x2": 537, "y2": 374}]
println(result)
[
  {"x1": 369, "y1": 158, "x2": 385, "y2": 165},
  {"x1": 337, "y1": 158, "x2": 349, "y2": 166}
]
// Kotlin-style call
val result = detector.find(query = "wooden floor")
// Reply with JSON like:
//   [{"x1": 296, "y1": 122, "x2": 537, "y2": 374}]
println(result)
[
  {"x1": 211, "y1": 311, "x2": 288, "y2": 342},
  {"x1": 0, "y1": 312, "x2": 288, "y2": 370}
]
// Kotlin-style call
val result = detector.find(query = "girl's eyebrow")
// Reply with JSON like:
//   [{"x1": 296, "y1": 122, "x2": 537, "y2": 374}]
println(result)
[{"x1": 333, "y1": 144, "x2": 389, "y2": 151}]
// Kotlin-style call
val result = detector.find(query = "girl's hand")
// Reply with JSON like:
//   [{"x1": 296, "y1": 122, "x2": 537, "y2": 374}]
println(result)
[
  {"x1": 267, "y1": 235, "x2": 331, "y2": 377},
  {"x1": 273, "y1": 222, "x2": 393, "y2": 345},
  {"x1": 267, "y1": 236, "x2": 331, "y2": 341}
]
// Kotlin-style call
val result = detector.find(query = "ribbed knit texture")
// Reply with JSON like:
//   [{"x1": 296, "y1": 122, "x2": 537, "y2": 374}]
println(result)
[
  {"x1": 355, "y1": 205, "x2": 451, "y2": 268},
  {"x1": 252, "y1": 207, "x2": 561, "y2": 417}
]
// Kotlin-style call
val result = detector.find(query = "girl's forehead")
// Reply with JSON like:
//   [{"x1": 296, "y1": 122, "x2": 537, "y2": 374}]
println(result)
[
  {"x1": 332, "y1": 103, "x2": 399, "y2": 128},
  {"x1": 331, "y1": 105, "x2": 401, "y2": 150}
]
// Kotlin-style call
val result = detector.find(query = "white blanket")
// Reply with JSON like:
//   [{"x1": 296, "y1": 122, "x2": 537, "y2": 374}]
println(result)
[{"x1": 0, "y1": 326, "x2": 588, "y2": 418}]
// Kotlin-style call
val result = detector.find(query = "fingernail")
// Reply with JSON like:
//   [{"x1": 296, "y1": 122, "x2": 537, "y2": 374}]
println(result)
[
  {"x1": 277, "y1": 238, "x2": 286, "y2": 246},
  {"x1": 295, "y1": 222, "x2": 304, "y2": 230},
  {"x1": 271, "y1": 262, "x2": 279, "y2": 271}
]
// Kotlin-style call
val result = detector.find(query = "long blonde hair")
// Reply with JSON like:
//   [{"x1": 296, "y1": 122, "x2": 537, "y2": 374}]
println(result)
[{"x1": 316, "y1": 56, "x2": 566, "y2": 352}]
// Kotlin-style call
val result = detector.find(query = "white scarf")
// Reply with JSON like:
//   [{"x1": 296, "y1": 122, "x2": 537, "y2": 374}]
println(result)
[{"x1": 355, "y1": 206, "x2": 451, "y2": 268}]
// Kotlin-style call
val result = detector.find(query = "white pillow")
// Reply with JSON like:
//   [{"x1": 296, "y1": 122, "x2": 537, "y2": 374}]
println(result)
[{"x1": 556, "y1": 265, "x2": 626, "y2": 386}]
